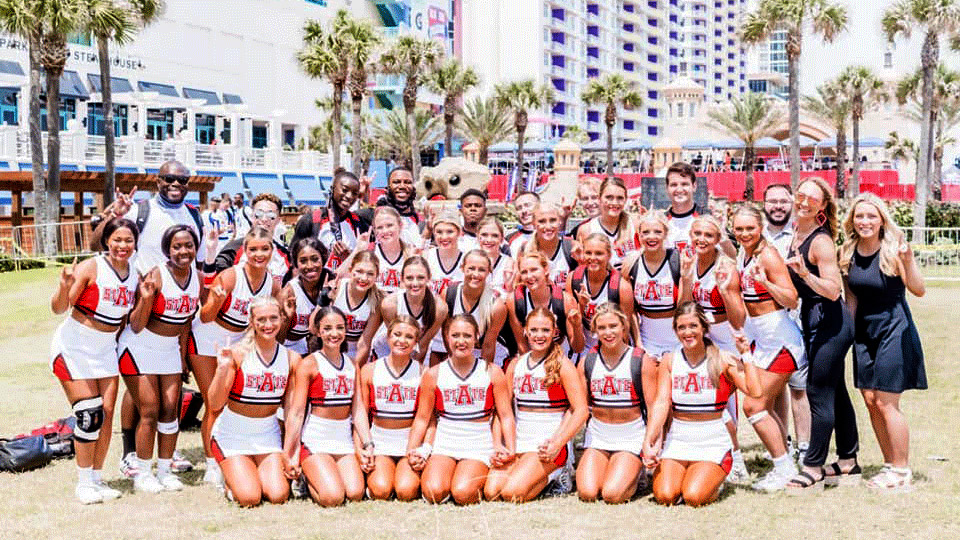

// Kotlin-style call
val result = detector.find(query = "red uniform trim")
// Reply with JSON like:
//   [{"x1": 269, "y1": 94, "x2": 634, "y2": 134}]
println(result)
[
  {"x1": 307, "y1": 374, "x2": 326, "y2": 404},
  {"x1": 767, "y1": 347, "x2": 798, "y2": 374},
  {"x1": 720, "y1": 449, "x2": 733, "y2": 474},
  {"x1": 74, "y1": 283, "x2": 100, "y2": 313},
  {"x1": 52, "y1": 354, "x2": 72, "y2": 382},
  {"x1": 553, "y1": 444, "x2": 568, "y2": 468},
  {"x1": 229, "y1": 366, "x2": 245, "y2": 397},
  {"x1": 299, "y1": 443, "x2": 312, "y2": 464},
  {"x1": 187, "y1": 332, "x2": 197, "y2": 356},
  {"x1": 210, "y1": 438, "x2": 226, "y2": 463},
  {"x1": 118, "y1": 348, "x2": 141, "y2": 376}
]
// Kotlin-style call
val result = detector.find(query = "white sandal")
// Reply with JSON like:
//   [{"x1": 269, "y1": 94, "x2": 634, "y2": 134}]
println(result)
[{"x1": 866, "y1": 467, "x2": 913, "y2": 493}]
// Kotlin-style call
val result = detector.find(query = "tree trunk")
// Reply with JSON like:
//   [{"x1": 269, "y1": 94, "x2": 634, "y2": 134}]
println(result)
[
  {"x1": 515, "y1": 112, "x2": 527, "y2": 198},
  {"x1": 479, "y1": 145, "x2": 489, "y2": 168},
  {"x1": 45, "y1": 68, "x2": 62, "y2": 257},
  {"x1": 605, "y1": 121, "x2": 614, "y2": 178},
  {"x1": 835, "y1": 123, "x2": 847, "y2": 199},
  {"x1": 787, "y1": 32, "x2": 801, "y2": 190},
  {"x1": 331, "y1": 80, "x2": 344, "y2": 171},
  {"x1": 98, "y1": 34, "x2": 116, "y2": 206},
  {"x1": 914, "y1": 30, "x2": 937, "y2": 229},
  {"x1": 404, "y1": 81, "x2": 421, "y2": 181},
  {"x1": 351, "y1": 95, "x2": 362, "y2": 175},
  {"x1": 744, "y1": 144, "x2": 755, "y2": 201},
  {"x1": 928, "y1": 107, "x2": 938, "y2": 201},
  {"x1": 444, "y1": 96, "x2": 455, "y2": 158},
  {"x1": 851, "y1": 101, "x2": 861, "y2": 198},
  {"x1": 933, "y1": 117, "x2": 944, "y2": 201},
  {"x1": 28, "y1": 30, "x2": 47, "y2": 255}
]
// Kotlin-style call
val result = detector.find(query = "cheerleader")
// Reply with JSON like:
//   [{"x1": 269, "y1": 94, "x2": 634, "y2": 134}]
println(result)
[
  {"x1": 643, "y1": 302, "x2": 760, "y2": 507},
  {"x1": 357, "y1": 317, "x2": 426, "y2": 501},
  {"x1": 208, "y1": 297, "x2": 298, "y2": 506},
  {"x1": 566, "y1": 233, "x2": 635, "y2": 355},
  {"x1": 731, "y1": 205, "x2": 805, "y2": 490},
  {"x1": 477, "y1": 216, "x2": 514, "y2": 296},
  {"x1": 575, "y1": 177, "x2": 639, "y2": 269},
  {"x1": 576, "y1": 304, "x2": 649, "y2": 504},
  {"x1": 622, "y1": 211, "x2": 682, "y2": 361},
  {"x1": 329, "y1": 251, "x2": 382, "y2": 364},
  {"x1": 424, "y1": 211, "x2": 465, "y2": 296},
  {"x1": 367, "y1": 206, "x2": 414, "y2": 294},
  {"x1": 282, "y1": 307, "x2": 370, "y2": 507},
  {"x1": 521, "y1": 202, "x2": 578, "y2": 289},
  {"x1": 280, "y1": 238, "x2": 323, "y2": 356},
  {"x1": 371, "y1": 256, "x2": 447, "y2": 363},
  {"x1": 485, "y1": 309, "x2": 589, "y2": 502},
  {"x1": 118, "y1": 225, "x2": 200, "y2": 493},
  {"x1": 408, "y1": 315, "x2": 516, "y2": 505},
  {"x1": 507, "y1": 252, "x2": 584, "y2": 356},
  {"x1": 431, "y1": 250, "x2": 507, "y2": 366},
  {"x1": 190, "y1": 227, "x2": 280, "y2": 485},
  {"x1": 50, "y1": 218, "x2": 138, "y2": 504}
]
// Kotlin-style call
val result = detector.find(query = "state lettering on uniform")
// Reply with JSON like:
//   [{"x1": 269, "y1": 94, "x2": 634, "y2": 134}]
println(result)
[
  {"x1": 345, "y1": 314, "x2": 366, "y2": 333},
  {"x1": 324, "y1": 374, "x2": 354, "y2": 395},
  {"x1": 377, "y1": 383, "x2": 417, "y2": 403},
  {"x1": 247, "y1": 373, "x2": 288, "y2": 393},
  {"x1": 232, "y1": 298, "x2": 251, "y2": 317},
  {"x1": 674, "y1": 373, "x2": 713, "y2": 393},
  {"x1": 593, "y1": 376, "x2": 633, "y2": 395},
  {"x1": 380, "y1": 269, "x2": 400, "y2": 289},
  {"x1": 103, "y1": 286, "x2": 134, "y2": 307},
  {"x1": 643, "y1": 280, "x2": 673, "y2": 301},
  {"x1": 444, "y1": 384, "x2": 486, "y2": 405},
  {"x1": 167, "y1": 295, "x2": 199, "y2": 314}
]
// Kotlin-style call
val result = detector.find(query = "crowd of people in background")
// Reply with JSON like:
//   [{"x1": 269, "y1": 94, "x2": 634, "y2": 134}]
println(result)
[{"x1": 47, "y1": 158, "x2": 926, "y2": 507}]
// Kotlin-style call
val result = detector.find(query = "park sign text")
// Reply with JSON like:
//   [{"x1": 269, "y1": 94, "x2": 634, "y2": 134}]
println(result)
[{"x1": 0, "y1": 35, "x2": 146, "y2": 71}]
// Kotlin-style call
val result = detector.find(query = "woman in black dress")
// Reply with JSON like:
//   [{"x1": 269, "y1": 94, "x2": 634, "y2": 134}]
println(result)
[
  {"x1": 840, "y1": 193, "x2": 925, "y2": 492},
  {"x1": 783, "y1": 177, "x2": 858, "y2": 491}
]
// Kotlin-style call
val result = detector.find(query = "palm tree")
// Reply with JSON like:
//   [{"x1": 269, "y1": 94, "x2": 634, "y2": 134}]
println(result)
[
  {"x1": 379, "y1": 35, "x2": 444, "y2": 180},
  {"x1": 85, "y1": 0, "x2": 162, "y2": 205},
  {"x1": 741, "y1": 0, "x2": 848, "y2": 190},
  {"x1": 494, "y1": 79, "x2": 554, "y2": 192},
  {"x1": 425, "y1": 58, "x2": 479, "y2": 159},
  {"x1": 901, "y1": 99, "x2": 960, "y2": 199},
  {"x1": 802, "y1": 80, "x2": 850, "y2": 197},
  {"x1": 370, "y1": 109, "x2": 442, "y2": 166},
  {"x1": 837, "y1": 65, "x2": 886, "y2": 197},
  {"x1": 883, "y1": 0, "x2": 960, "y2": 228},
  {"x1": 561, "y1": 125, "x2": 591, "y2": 145},
  {"x1": 896, "y1": 64, "x2": 960, "y2": 200},
  {"x1": 339, "y1": 13, "x2": 380, "y2": 175},
  {"x1": 455, "y1": 95, "x2": 512, "y2": 166},
  {"x1": 705, "y1": 92, "x2": 785, "y2": 200},
  {"x1": 886, "y1": 131, "x2": 920, "y2": 200},
  {"x1": 299, "y1": 12, "x2": 351, "y2": 171},
  {"x1": 580, "y1": 74, "x2": 643, "y2": 178}
]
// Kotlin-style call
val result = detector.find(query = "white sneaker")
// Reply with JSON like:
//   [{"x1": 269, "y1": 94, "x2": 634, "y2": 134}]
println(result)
[
  {"x1": 157, "y1": 473, "x2": 184, "y2": 492},
  {"x1": 134, "y1": 473, "x2": 164, "y2": 494},
  {"x1": 171, "y1": 451, "x2": 194, "y2": 472},
  {"x1": 203, "y1": 464, "x2": 223, "y2": 488},
  {"x1": 75, "y1": 483, "x2": 103, "y2": 505},
  {"x1": 753, "y1": 469, "x2": 790, "y2": 492},
  {"x1": 119, "y1": 452, "x2": 139, "y2": 479},
  {"x1": 94, "y1": 481, "x2": 122, "y2": 500},
  {"x1": 726, "y1": 461, "x2": 750, "y2": 485}
]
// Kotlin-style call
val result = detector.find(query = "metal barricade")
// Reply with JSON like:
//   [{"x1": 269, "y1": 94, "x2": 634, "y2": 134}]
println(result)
[
  {"x1": 905, "y1": 227, "x2": 960, "y2": 279},
  {"x1": 3, "y1": 220, "x2": 95, "y2": 263}
]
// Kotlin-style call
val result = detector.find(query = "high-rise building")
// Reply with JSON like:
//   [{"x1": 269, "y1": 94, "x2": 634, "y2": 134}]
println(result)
[{"x1": 461, "y1": 0, "x2": 747, "y2": 144}]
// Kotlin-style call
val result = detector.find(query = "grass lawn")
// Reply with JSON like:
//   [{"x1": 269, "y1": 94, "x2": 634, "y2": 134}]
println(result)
[{"x1": 2, "y1": 268, "x2": 959, "y2": 539}]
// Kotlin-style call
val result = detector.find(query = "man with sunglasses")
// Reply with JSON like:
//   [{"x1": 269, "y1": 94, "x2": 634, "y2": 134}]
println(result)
[{"x1": 206, "y1": 192, "x2": 293, "y2": 285}]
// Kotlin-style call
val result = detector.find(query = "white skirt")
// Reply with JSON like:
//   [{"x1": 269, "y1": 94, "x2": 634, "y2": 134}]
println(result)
[
  {"x1": 744, "y1": 309, "x2": 806, "y2": 373},
  {"x1": 302, "y1": 415, "x2": 354, "y2": 456},
  {"x1": 190, "y1": 318, "x2": 244, "y2": 356},
  {"x1": 210, "y1": 407, "x2": 282, "y2": 461},
  {"x1": 661, "y1": 418, "x2": 733, "y2": 472},
  {"x1": 284, "y1": 337, "x2": 309, "y2": 356},
  {"x1": 117, "y1": 326, "x2": 182, "y2": 375},
  {"x1": 640, "y1": 315, "x2": 680, "y2": 358},
  {"x1": 371, "y1": 424, "x2": 411, "y2": 457},
  {"x1": 433, "y1": 417, "x2": 493, "y2": 466},
  {"x1": 516, "y1": 410, "x2": 571, "y2": 468},
  {"x1": 707, "y1": 320, "x2": 735, "y2": 353},
  {"x1": 50, "y1": 317, "x2": 119, "y2": 380},
  {"x1": 584, "y1": 416, "x2": 645, "y2": 454}
]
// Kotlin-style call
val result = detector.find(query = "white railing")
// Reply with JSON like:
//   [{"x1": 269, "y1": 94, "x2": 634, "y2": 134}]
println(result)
[{"x1": 241, "y1": 147, "x2": 268, "y2": 169}]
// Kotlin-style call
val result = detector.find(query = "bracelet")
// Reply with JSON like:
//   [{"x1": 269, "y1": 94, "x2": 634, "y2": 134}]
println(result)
[
  {"x1": 362, "y1": 441, "x2": 375, "y2": 450},
  {"x1": 416, "y1": 443, "x2": 432, "y2": 457}
]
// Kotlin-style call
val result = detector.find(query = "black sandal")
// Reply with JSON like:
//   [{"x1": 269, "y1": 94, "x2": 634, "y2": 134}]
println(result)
[
  {"x1": 785, "y1": 470, "x2": 824, "y2": 494},
  {"x1": 823, "y1": 461, "x2": 862, "y2": 486}
]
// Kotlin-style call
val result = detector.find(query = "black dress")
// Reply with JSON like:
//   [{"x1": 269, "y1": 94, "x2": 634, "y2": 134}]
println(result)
[{"x1": 847, "y1": 248, "x2": 926, "y2": 392}]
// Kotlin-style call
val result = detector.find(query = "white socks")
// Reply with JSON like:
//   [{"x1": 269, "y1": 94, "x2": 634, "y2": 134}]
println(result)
[
  {"x1": 77, "y1": 466, "x2": 95, "y2": 486},
  {"x1": 206, "y1": 457, "x2": 219, "y2": 471},
  {"x1": 773, "y1": 453, "x2": 796, "y2": 475},
  {"x1": 157, "y1": 458, "x2": 172, "y2": 477}
]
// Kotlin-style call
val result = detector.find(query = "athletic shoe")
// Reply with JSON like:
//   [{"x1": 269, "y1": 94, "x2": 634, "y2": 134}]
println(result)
[
  {"x1": 726, "y1": 460, "x2": 751, "y2": 485},
  {"x1": 119, "y1": 452, "x2": 139, "y2": 479},
  {"x1": 171, "y1": 451, "x2": 194, "y2": 473},
  {"x1": 291, "y1": 475, "x2": 309, "y2": 499},
  {"x1": 157, "y1": 473, "x2": 184, "y2": 492},
  {"x1": 134, "y1": 473, "x2": 164, "y2": 494},
  {"x1": 75, "y1": 483, "x2": 103, "y2": 505},
  {"x1": 94, "y1": 481, "x2": 122, "y2": 500},
  {"x1": 544, "y1": 464, "x2": 574, "y2": 497},
  {"x1": 752, "y1": 469, "x2": 790, "y2": 492},
  {"x1": 202, "y1": 464, "x2": 223, "y2": 489}
]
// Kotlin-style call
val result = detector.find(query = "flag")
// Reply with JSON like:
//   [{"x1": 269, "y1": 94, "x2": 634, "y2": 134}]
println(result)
[
  {"x1": 526, "y1": 167, "x2": 538, "y2": 192},
  {"x1": 505, "y1": 166, "x2": 519, "y2": 202}
]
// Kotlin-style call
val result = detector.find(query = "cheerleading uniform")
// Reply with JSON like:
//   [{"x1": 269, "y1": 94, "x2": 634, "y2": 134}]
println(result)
[
  {"x1": 583, "y1": 347, "x2": 646, "y2": 453},
  {"x1": 690, "y1": 260, "x2": 735, "y2": 352},
  {"x1": 283, "y1": 276, "x2": 320, "y2": 356},
  {"x1": 210, "y1": 344, "x2": 290, "y2": 461},
  {"x1": 300, "y1": 351, "x2": 357, "y2": 458},
  {"x1": 737, "y1": 252, "x2": 805, "y2": 374},
  {"x1": 579, "y1": 217, "x2": 640, "y2": 269},
  {"x1": 190, "y1": 265, "x2": 273, "y2": 356},
  {"x1": 513, "y1": 353, "x2": 571, "y2": 467},
  {"x1": 630, "y1": 253, "x2": 681, "y2": 357},
  {"x1": 367, "y1": 358, "x2": 421, "y2": 457},
  {"x1": 425, "y1": 247, "x2": 464, "y2": 297},
  {"x1": 51, "y1": 255, "x2": 137, "y2": 381},
  {"x1": 332, "y1": 282, "x2": 373, "y2": 358},
  {"x1": 118, "y1": 264, "x2": 199, "y2": 375},
  {"x1": 432, "y1": 359, "x2": 495, "y2": 465},
  {"x1": 659, "y1": 347, "x2": 734, "y2": 472},
  {"x1": 372, "y1": 243, "x2": 405, "y2": 294},
  {"x1": 488, "y1": 254, "x2": 513, "y2": 296}
]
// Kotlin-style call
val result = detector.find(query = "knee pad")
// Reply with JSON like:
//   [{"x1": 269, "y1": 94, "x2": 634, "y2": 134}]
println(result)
[
  {"x1": 73, "y1": 397, "x2": 105, "y2": 442},
  {"x1": 157, "y1": 419, "x2": 179, "y2": 435},
  {"x1": 747, "y1": 410, "x2": 770, "y2": 425}
]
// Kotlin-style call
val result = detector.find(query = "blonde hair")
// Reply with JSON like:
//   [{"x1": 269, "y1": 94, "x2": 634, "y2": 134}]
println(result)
[
  {"x1": 731, "y1": 204, "x2": 770, "y2": 255},
  {"x1": 477, "y1": 215, "x2": 505, "y2": 239},
  {"x1": 373, "y1": 206, "x2": 413, "y2": 257},
  {"x1": 460, "y1": 249, "x2": 497, "y2": 335},
  {"x1": 589, "y1": 302, "x2": 630, "y2": 338},
  {"x1": 599, "y1": 177, "x2": 635, "y2": 245},
  {"x1": 526, "y1": 308, "x2": 565, "y2": 387},
  {"x1": 798, "y1": 177, "x2": 839, "y2": 240},
  {"x1": 516, "y1": 250, "x2": 551, "y2": 287},
  {"x1": 637, "y1": 209, "x2": 669, "y2": 239},
  {"x1": 577, "y1": 176, "x2": 601, "y2": 197},
  {"x1": 524, "y1": 202, "x2": 563, "y2": 253},
  {"x1": 237, "y1": 296, "x2": 282, "y2": 353},
  {"x1": 673, "y1": 302, "x2": 731, "y2": 387},
  {"x1": 839, "y1": 193, "x2": 904, "y2": 277}
]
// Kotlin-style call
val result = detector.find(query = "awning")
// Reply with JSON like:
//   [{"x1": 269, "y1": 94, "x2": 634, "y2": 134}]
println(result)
[
  {"x1": 242, "y1": 172, "x2": 288, "y2": 202},
  {"x1": 183, "y1": 88, "x2": 221, "y2": 105},
  {"x1": 87, "y1": 74, "x2": 134, "y2": 94},
  {"x1": 85, "y1": 165, "x2": 140, "y2": 173},
  {"x1": 19, "y1": 163, "x2": 80, "y2": 171},
  {"x1": 284, "y1": 174, "x2": 326, "y2": 205},
  {"x1": 41, "y1": 70, "x2": 89, "y2": 99},
  {"x1": 138, "y1": 81, "x2": 179, "y2": 98},
  {"x1": 223, "y1": 93, "x2": 243, "y2": 105},
  {"x1": 0, "y1": 60, "x2": 24, "y2": 76},
  {"x1": 198, "y1": 170, "x2": 245, "y2": 197}
]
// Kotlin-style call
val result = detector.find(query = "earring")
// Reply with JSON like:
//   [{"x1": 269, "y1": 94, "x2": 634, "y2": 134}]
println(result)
[{"x1": 816, "y1": 211, "x2": 827, "y2": 227}]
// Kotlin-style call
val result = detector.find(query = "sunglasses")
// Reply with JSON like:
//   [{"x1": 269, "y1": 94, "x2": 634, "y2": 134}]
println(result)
[
  {"x1": 254, "y1": 210, "x2": 278, "y2": 220},
  {"x1": 159, "y1": 174, "x2": 190, "y2": 186}
]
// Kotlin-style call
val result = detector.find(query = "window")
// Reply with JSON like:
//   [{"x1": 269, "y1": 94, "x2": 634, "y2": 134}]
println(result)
[
  {"x1": 305, "y1": 0, "x2": 327, "y2": 4},
  {"x1": 647, "y1": 72, "x2": 658, "y2": 81},
  {"x1": 648, "y1": 108, "x2": 658, "y2": 118},
  {"x1": 648, "y1": 125, "x2": 658, "y2": 136},
  {"x1": 624, "y1": 119, "x2": 635, "y2": 130},
  {"x1": 87, "y1": 103, "x2": 128, "y2": 137},
  {"x1": 648, "y1": 54, "x2": 657, "y2": 63},
  {"x1": 648, "y1": 90, "x2": 658, "y2": 99},
  {"x1": 40, "y1": 98, "x2": 76, "y2": 131},
  {"x1": 884, "y1": 51, "x2": 893, "y2": 68},
  {"x1": 252, "y1": 125, "x2": 268, "y2": 149},
  {"x1": 195, "y1": 113, "x2": 216, "y2": 144},
  {"x1": 222, "y1": 118, "x2": 231, "y2": 144},
  {"x1": 677, "y1": 105, "x2": 683, "y2": 117},
  {"x1": 624, "y1": 61, "x2": 634, "y2": 71},
  {"x1": 624, "y1": 42, "x2": 635, "y2": 52},
  {"x1": 587, "y1": 110, "x2": 600, "y2": 122},
  {"x1": 67, "y1": 32, "x2": 92, "y2": 46},
  {"x1": 0, "y1": 89, "x2": 17, "y2": 126}
]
